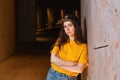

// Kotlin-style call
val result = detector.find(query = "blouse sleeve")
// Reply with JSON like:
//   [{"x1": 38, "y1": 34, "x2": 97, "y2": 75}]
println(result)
[
  {"x1": 50, "y1": 39, "x2": 60, "y2": 54},
  {"x1": 50, "y1": 45, "x2": 59, "y2": 54},
  {"x1": 78, "y1": 44, "x2": 88, "y2": 67}
]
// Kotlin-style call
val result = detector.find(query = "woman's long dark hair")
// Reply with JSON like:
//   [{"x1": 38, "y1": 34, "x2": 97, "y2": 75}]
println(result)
[{"x1": 55, "y1": 19, "x2": 85, "y2": 48}]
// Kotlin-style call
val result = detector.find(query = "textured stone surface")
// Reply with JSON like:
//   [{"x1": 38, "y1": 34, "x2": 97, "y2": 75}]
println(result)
[{"x1": 82, "y1": 0, "x2": 120, "y2": 80}]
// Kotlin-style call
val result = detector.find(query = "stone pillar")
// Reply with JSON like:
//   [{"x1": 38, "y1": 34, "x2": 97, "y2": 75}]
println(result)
[
  {"x1": 81, "y1": 0, "x2": 90, "y2": 80},
  {"x1": 36, "y1": 6, "x2": 42, "y2": 31},
  {"x1": 85, "y1": 0, "x2": 120, "y2": 80},
  {"x1": 47, "y1": 8, "x2": 54, "y2": 28},
  {"x1": 60, "y1": 9, "x2": 64, "y2": 19},
  {"x1": 75, "y1": 10, "x2": 79, "y2": 18}
]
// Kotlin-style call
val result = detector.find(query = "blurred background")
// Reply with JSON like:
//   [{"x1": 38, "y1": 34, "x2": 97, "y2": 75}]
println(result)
[{"x1": 0, "y1": 0, "x2": 81, "y2": 80}]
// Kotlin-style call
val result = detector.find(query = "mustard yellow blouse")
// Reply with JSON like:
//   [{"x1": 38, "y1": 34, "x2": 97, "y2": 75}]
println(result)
[{"x1": 51, "y1": 40, "x2": 88, "y2": 76}]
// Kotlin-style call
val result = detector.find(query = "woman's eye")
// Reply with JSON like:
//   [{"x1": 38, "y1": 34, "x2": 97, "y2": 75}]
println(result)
[
  {"x1": 64, "y1": 26, "x2": 67, "y2": 28},
  {"x1": 68, "y1": 24, "x2": 72, "y2": 27}
]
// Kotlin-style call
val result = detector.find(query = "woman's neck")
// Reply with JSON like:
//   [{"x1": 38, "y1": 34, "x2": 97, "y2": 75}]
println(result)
[{"x1": 69, "y1": 36, "x2": 74, "y2": 41}]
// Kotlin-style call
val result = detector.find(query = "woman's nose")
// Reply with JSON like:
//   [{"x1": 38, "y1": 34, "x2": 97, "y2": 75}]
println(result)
[{"x1": 66, "y1": 27, "x2": 70, "y2": 30}]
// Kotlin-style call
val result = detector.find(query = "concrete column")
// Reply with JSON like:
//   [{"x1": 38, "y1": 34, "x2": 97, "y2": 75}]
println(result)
[
  {"x1": 81, "y1": 0, "x2": 90, "y2": 80},
  {"x1": 60, "y1": 9, "x2": 64, "y2": 19},
  {"x1": 83, "y1": 0, "x2": 120, "y2": 80},
  {"x1": 75, "y1": 10, "x2": 79, "y2": 18},
  {"x1": 47, "y1": 8, "x2": 54, "y2": 28},
  {"x1": 36, "y1": 6, "x2": 42, "y2": 31},
  {"x1": 0, "y1": 0, "x2": 16, "y2": 61}
]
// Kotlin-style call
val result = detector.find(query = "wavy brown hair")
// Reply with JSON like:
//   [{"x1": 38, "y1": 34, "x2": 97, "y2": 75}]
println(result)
[{"x1": 54, "y1": 19, "x2": 85, "y2": 49}]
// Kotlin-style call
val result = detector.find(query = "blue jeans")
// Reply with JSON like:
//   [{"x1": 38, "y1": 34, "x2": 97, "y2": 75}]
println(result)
[{"x1": 46, "y1": 67, "x2": 77, "y2": 80}]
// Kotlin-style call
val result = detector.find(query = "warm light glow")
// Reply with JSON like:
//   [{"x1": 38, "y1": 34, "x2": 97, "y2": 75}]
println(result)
[
  {"x1": 47, "y1": 8, "x2": 54, "y2": 28},
  {"x1": 60, "y1": 9, "x2": 64, "y2": 19},
  {"x1": 75, "y1": 10, "x2": 78, "y2": 17}
]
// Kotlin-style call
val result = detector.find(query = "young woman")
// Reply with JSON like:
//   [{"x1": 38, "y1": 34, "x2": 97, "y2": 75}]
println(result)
[{"x1": 46, "y1": 19, "x2": 88, "y2": 80}]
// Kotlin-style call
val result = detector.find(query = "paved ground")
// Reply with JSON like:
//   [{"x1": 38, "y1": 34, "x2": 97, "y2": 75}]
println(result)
[{"x1": 0, "y1": 28, "x2": 59, "y2": 80}]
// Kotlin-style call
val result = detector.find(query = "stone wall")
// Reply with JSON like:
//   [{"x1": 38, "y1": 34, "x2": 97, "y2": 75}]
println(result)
[
  {"x1": 81, "y1": 0, "x2": 120, "y2": 80},
  {"x1": 0, "y1": 0, "x2": 16, "y2": 62}
]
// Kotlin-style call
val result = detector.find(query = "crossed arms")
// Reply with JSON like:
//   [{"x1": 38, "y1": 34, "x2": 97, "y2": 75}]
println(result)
[{"x1": 50, "y1": 53, "x2": 86, "y2": 73}]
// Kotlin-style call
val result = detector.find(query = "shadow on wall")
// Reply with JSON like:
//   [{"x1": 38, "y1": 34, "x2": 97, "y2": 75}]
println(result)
[{"x1": 84, "y1": 18, "x2": 87, "y2": 43}]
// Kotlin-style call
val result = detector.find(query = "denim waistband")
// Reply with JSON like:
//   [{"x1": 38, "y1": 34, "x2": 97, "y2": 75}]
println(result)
[{"x1": 46, "y1": 67, "x2": 77, "y2": 80}]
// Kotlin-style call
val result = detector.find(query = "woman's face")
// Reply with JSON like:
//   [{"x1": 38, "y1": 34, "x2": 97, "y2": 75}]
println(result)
[{"x1": 63, "y1": 21, "x2": 75, "y2": 38}]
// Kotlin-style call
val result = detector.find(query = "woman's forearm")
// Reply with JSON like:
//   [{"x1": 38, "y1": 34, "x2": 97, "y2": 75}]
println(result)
[
  {"x1": 59, "y1": 63, "x2": 85, "y2": 73},
  {"x1": 50, "y1": 54, "x2": 86, "y2": 73},
  {"x1": 51, "y1": 54, "x2": 77, "y2": 66}
]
